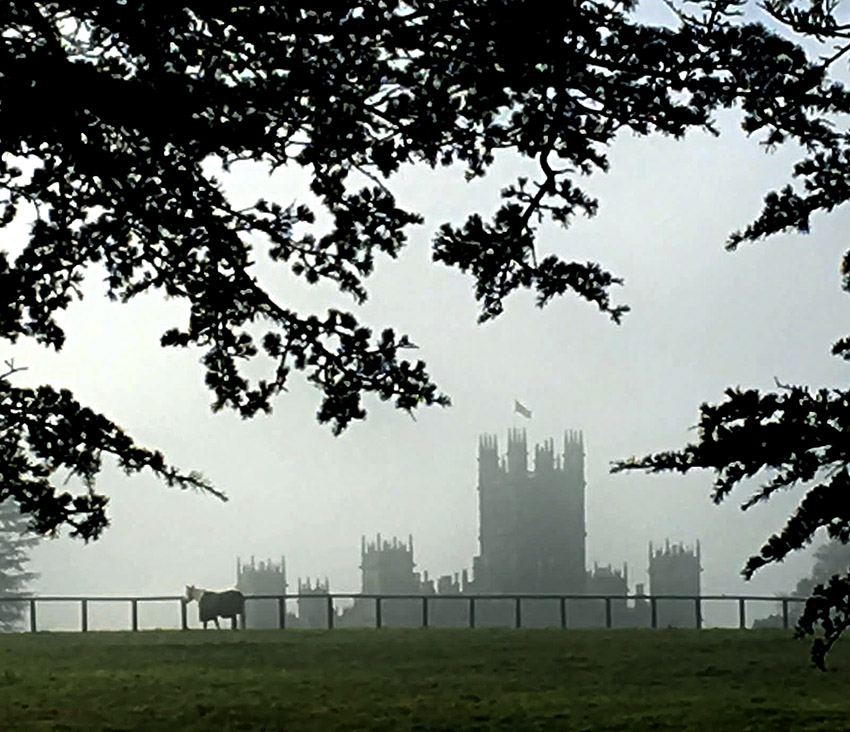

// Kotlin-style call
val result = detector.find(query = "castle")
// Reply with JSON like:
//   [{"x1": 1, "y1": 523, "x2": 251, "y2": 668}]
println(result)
[
  {"x1": 237, "y1": 428, "x2": 702, "y2": 628},
  {"x1": 469, "y1": 430, "x2": 586, "y2": 595}
]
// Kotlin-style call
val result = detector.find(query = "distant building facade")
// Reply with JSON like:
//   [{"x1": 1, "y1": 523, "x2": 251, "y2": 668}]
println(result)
[{"x1": 237, "y1": 428, "x2": 703, "y2": 629}]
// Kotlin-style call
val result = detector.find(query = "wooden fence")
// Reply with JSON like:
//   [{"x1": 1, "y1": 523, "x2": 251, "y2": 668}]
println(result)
[{"x1": 0, "y1": 593, "x2": 807, "y2": 633}]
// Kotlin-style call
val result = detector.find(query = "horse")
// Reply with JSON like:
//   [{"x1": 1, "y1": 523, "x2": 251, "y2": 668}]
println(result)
[{"x1": 185, "y1": 584, "x2": 245, "y2": 629}]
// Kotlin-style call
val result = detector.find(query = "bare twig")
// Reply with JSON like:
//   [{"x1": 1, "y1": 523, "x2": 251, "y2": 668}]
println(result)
[{"x1": 1, "y1": 359, "x2": 28, "y2": 380}]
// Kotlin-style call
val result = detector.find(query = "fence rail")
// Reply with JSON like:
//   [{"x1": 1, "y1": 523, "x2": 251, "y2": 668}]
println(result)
[{"x1": 0, "y1": 593, "x2": 807, "y2": 633}]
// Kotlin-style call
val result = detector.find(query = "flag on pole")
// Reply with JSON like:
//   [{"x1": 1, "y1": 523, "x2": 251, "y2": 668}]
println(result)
[{"x1": 514, "y1": 400, "x2": 532, "y2": 419}]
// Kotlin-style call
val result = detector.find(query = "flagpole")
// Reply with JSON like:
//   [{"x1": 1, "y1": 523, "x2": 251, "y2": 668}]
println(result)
[{"x1": 513, "y1": 400, "x2": 532, "y2": 444}]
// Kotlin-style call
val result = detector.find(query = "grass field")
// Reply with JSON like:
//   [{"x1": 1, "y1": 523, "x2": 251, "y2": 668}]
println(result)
[{"x1": 0, "y1": 628, "x2": 848, "y2": 731}]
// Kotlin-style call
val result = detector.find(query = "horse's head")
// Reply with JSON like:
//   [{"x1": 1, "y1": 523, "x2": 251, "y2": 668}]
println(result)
[{"x1": 185, "y1": 584, "x2": 201, "y2": 603}]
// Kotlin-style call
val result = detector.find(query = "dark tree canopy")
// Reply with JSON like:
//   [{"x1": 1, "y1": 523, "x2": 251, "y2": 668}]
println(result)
[{"x1": 3, "y1": 0, "x2": 850, "y2": 662}]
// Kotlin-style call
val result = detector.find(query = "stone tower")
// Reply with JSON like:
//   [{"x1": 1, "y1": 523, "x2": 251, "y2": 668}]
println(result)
[
  {"x1": 347, "y1": 535, "x2": 430, "y2": 627},
  {"x1": 236, "y1": 556, "x2": 286, "y2": 629},
  {"x1": 472, "y1": 429, "x2": 587, "y2": 594},
  {"x1": 360, "y1": 534, "x2": 425, "y2": 594},
  {"x1": 297, "y1": 577, "x2": 330, "y2": 628},
  {"x1": 648, "y1": 540, "x2": 702, "y2": 627}
]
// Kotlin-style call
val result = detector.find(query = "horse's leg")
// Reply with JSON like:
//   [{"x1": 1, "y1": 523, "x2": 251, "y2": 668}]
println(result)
[
  {"x1": 213, "y1": 617, "x2": 220, "y2": 630},
  {"x1": 202, "y1": 620, "x2": 208, "y2": 629},
  {"x1": 230, "y1": 615, "x2": 237, "y2": 630}
]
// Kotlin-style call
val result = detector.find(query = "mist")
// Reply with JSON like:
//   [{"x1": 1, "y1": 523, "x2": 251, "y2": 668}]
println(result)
[{"x1": 10, "y1": 107, "x2": 845, "y2": 627}]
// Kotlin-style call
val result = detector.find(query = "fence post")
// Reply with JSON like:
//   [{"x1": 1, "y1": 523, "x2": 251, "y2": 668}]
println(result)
[
  {"x1": 181, "y1": 598, "x2": 188, "y2": 630},
  {"x1": 81, "y1": 599, "x2": 88, "y2": 632},
  {"x1": 375, "y1": 597, "x2": 382, "y2": 629},
  {"x1": 327, "y1": 595, "x2": 334, "y2": 630},
  {"x1": 650, "y1": 597, "x2": 658, "y2": 629},
  {"x1": 422, "y1": 596, "x2": 429, "y2": 628},
  {"x1": 782, "y1": 598, "x2": 789, "y2": 630},
  {"x1": 278, "y1": 597, "x2": 287, "y2": 629},
  {"x1": 605, "y1": 597, "x2": 612, "y2": 629},
  {"x1": 469, "y1": 597, "x2": 476, "y2": 628},
  {"x1": 515, "y1": 597, "x2": 522, "y2": 629},
  {"x1": 738, "y1": 597, "x2": 746, "y2": 630},
  {"x1": 695, "y1": 597, "x2": 702, "y2": 630},
  {"x1": 29, "y1": 599, "x2": 36, "y2": 633},
  {"x1": 131, "y1": 599, "x2": 138, "y2": 631},
  {"x1": 560, "y1": 597, "x2": 567, "y2": 629}
]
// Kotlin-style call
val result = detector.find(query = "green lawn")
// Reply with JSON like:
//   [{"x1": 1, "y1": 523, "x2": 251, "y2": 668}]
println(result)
[{"x1": 0, "y1": 628, "x2": 847, "y2": 731}]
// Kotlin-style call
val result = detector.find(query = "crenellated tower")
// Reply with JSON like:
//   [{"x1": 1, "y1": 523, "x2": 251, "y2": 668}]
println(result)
[
  {"x1": 297, "y1": 577, "x2": 330, "y2": 628},
  {"x1": 360, "y1": 534, "x2": 427, "y2": 595},
  {"x1": 472, "y1": 429, "x2": 587, "y2": 594},
  {"x1": 236, "y1": 556, "x2": 287, "y2": 629},
  {"x1": 648, "y1": 540, "x2": 703, "y2": 628}
]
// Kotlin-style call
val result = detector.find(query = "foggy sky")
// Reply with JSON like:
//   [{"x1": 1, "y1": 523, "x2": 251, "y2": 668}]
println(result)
[{"x1": 7, "y1": 14, "x2": 849, "y2": 625}]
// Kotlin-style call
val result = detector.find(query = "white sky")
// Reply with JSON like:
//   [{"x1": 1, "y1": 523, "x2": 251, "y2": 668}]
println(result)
[{"x1": 5, "y1": 6, "x2": 849, "y2": 629}]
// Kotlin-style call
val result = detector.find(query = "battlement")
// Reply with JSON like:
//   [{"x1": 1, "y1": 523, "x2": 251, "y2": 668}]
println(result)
[
  {"x1": 479, "y1": 433, "x2": 499, "y2": 452},
  {"x1": 298, "y1": 577, "x2": 329, "y2": 594},
  {"x1": 564, "y1": 429, "x2": 583, "y2": 448},
  {"x1": 237, "y1": 556, "x2": 286, "y2": 577},
  {"x1": 478, "y1": 429, "x2": 586, "y2": 482},
  {"x1": 589, "y1": 562, "x2": 628, "y2": 582},
  {"x1": 361, "y1": 533, "x2": 414, "y2": 560},
  {"x1": 236, "y1": 556, "x2": 287, "y2": 593},
  {"x1": 650, "y1": 539, "x2": 701, "y2": 563}
]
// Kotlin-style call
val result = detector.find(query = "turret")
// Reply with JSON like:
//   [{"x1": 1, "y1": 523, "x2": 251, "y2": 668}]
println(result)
[
  {"x1": 534, "y1": 438, "x2": 555, "y2": 474},
  {"x1": 563, "y1": 430, "x2": 585, "y2": 482},
  {"x1": 648, "y1": 539, "x2": 703, "y2": 627},
  {"x1": 478, "y1": 434, "x2": 500, "y2": 488},
  {"x1": 507, "y1": 428, "x2": 528, "y2": 475},
  {"x1": 236, "y1": 555, "x2": 287, "y2": 629}
]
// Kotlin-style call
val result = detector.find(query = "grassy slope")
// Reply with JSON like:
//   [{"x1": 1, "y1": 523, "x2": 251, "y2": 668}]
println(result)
[{"x1": 0, "y1": 628, "x2": 848, "y2": 731}]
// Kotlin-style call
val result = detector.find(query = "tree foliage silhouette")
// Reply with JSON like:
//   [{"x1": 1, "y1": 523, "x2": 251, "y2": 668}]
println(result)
[
  {"x1": 3, "y1": 0, "x2": 850, "y2": 662},
  {"x1": 0, "y1": 498, "x2": 39, "y2": 630},
  {"x1": 610, "y1": 0, "x2": 850, "y2": 667},
  {"x1": 782, "y1": 540, "x2": 850, "y2": 667}
]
